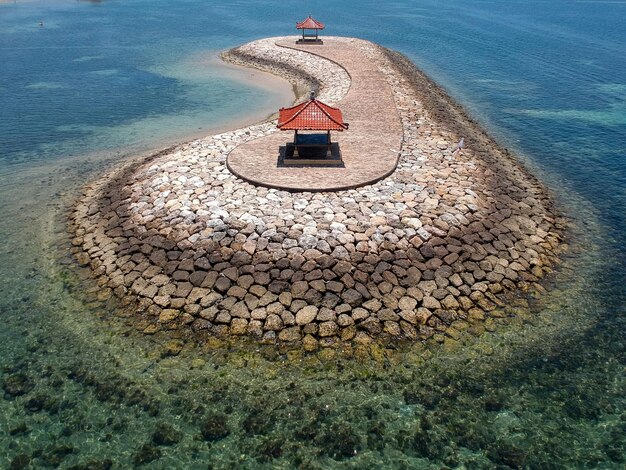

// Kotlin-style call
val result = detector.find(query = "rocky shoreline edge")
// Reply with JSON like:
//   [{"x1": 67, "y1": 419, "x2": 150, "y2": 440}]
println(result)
[{"x1": 67, "y1": 36, "x2": 567, "y2": 352}]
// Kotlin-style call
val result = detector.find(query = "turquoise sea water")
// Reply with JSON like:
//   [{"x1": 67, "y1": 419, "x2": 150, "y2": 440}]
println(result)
[{"x1": 1, "y1": 0, "x2": 624, "y2": 468}]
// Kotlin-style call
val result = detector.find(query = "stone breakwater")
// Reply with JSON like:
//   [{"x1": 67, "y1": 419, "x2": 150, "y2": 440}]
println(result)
[
  {"x1": 68, "y1": 37, "x2": 566, "y2": 351},
  {"x1": 222, "y1": 37, "x2": 350, "y2": 106}
]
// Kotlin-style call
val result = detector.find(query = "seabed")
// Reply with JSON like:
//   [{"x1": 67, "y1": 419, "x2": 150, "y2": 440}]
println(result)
[{"x1": 2, "y1": 34, "x2": 623, "y2": 470}]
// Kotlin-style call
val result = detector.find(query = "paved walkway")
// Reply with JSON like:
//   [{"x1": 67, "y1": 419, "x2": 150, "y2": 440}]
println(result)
[{"x1": 227, "y1": 38, "x2": 403, "y2": 191}]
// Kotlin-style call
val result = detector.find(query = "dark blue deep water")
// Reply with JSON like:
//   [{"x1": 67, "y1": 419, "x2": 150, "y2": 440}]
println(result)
[{"x1": 1, "y1": 1, "x2": 624, "y2": 468}]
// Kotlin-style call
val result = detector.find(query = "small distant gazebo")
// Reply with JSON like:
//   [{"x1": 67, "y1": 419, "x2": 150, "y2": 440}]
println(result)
[
  {"x1": 277, "y1": 92, "x2": 348, "y2": 165},
  {"x1": 296, "y1": 15, "x2": 325, "y2": 44}
]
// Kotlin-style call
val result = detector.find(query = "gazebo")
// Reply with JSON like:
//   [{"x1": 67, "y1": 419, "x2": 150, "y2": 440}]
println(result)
[
  {"x1": 296, "y1": 15, "x2": 325, "y2": 44},
  {"x1": 277, "y1": 92, "x2": 348, "y2": 165}
]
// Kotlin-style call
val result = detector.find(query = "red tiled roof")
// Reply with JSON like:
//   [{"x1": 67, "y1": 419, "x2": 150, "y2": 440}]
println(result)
[
  {"x1": 296, "y1": 16, "x2": 325, "y2": 30},
  {"x1": 277, "y1": 98, "x2": 348, "y2": 131}
]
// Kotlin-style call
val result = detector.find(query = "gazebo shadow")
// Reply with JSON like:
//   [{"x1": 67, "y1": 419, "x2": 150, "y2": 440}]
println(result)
[
  {"x1": 277, "y1": 143, "x2": 344, "y2": 168},
  {"x1": 296, "y1": 38, "x2": 324, "y2": 45}
]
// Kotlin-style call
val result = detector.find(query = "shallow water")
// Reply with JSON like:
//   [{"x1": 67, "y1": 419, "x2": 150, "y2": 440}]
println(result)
[{"x1": 1, "y1": 0, "x2": 624, "y2": 468}]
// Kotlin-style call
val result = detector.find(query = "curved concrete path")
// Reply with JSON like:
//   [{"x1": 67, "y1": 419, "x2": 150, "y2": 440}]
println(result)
[{"x1": 227, "y1": 38, "x2": 403, "y2": 191}]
